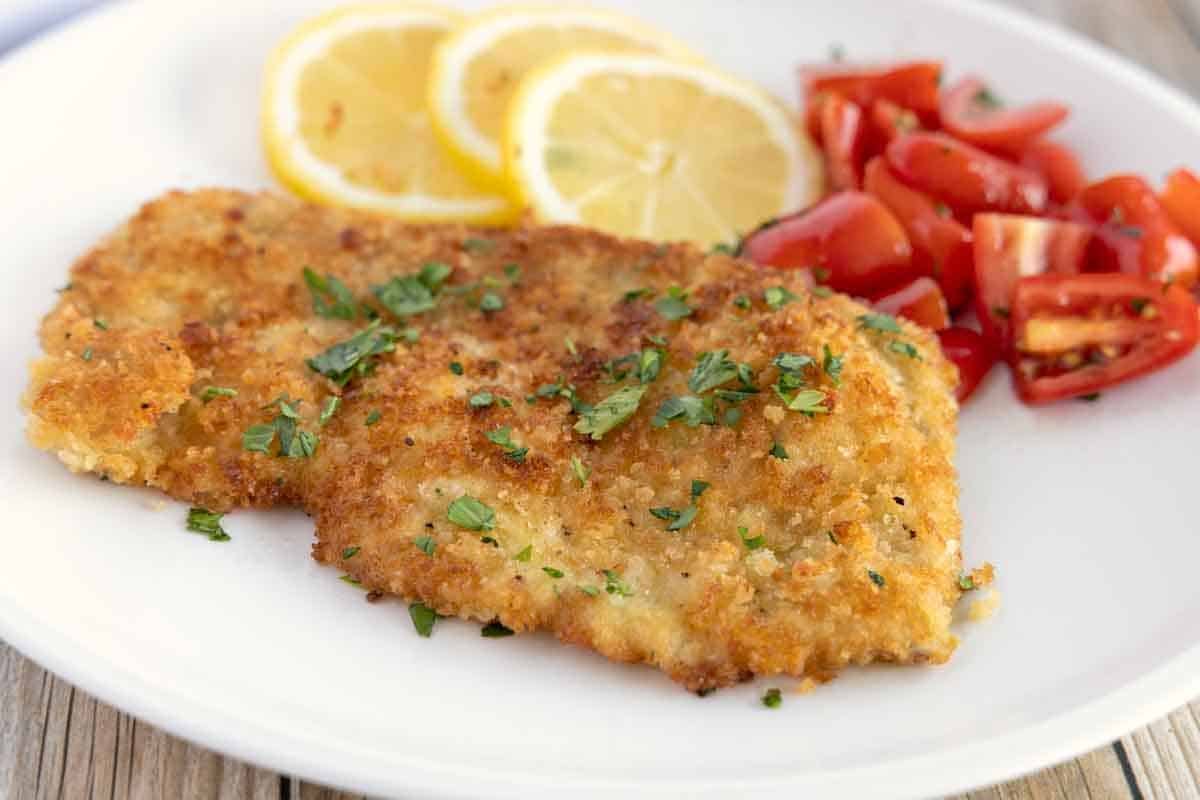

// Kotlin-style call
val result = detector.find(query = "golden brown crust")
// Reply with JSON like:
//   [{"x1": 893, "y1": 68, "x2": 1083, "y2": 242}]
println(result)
[{"x1": 25, "y1": 189, "x2": 962, "y2": 690}]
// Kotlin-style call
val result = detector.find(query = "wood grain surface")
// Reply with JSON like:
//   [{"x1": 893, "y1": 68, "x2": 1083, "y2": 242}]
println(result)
[{"x1": 3, "y1": 0, "x2": 1200, "y2": 797}]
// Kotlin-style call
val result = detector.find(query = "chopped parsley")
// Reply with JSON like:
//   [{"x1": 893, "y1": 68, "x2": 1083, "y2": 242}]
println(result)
[
  {"x1": 580, "y1": 585, "x2": 600, "y2": 597},
  {"x1": 652, "y1": 395, "x2": 715, "y2": 428},
  {"x1": 461, "y1": 237, "x2": 494, "y2": 254},
  {"x1": 200, "y1": 386, "x2": 237, "y2": 403},
  {"x1": 709, "y1": 242, "x2": 737, "y2": 255},
  {"x1": 339, "y1": 575, "x2": 362, "y2": 587},
  {"x1": 739, "y1": 526, "x2": 765, "y2": 551},
  {"x1": 723, "y1": 408, "x2": 742, "y2": 427},
  {"x1": 603, "y1": 569, "x2": 633, "y2": 597},
  {"x1": 780, "y1": 389, "x2": 829, "y2": 414},
  {"x1": 306, "y1": 321, "x2": 397, "y2": 386},
  {"x1": 761, "y1": 688, "x2": 783, "y2": 709},
  {"x1": 771, "y1": 352, "x2": 826, "y2": 414},
  {"x1": 303, "y1": 267, "x2": 357, "y2": 319},
  {"x1": 973, "y1": 86, "x2": 1003, "y2": 108},
  {"x1": 242, "y1": 424, "x2": 276, "y2": 453},
  {"x1": 504, "y1": 263, "x2": 521, "y2": 283},
  {"x1": 1079, "y1": 392, "x2": 1102, "y2": 403},
  {"x1": 409, "y1": 602, "x2": 438, "y2": 637},
  {"x1": 889, "y1": 340, "x2": 922, "y2": 360},
  {"x1": 654, "y1": 287, "x2": 693, "y2": 321},
  {"x1": 574, "y1": 384, "x2": 647, "y2": 440},
  {"x1": 769, "y1": 441, "x2": 789, "y2": 460},
  {"x1": 689, "y1": 350, "x2": 739, "y2": 394},
  {"x1": 480, "y1": 291, "x2": 505, "y2": 312},
  {"x1": 650, "y1": 479, "x2": 707, "y2": 531},
  {"x1": 485, "y1": 426, "x2": 528, "y2": 462},
  {"x1": 93, "y1": 318, "x2": 108, "y2": 331},
  {"x1": 570, "y1": 455, "x2": 590, "y2": 486},
  {"x1": 959, "y1": 574, "x2": 977, "y2": 591},
  {"x1": 565, "y1": 337, "x2": 577, "y2": 356},
  {"x1": 867, "y1": 569, "x2": 886, "y2": 588},
  {"x1": 857, "y1": 312, "x2": 902, "y2": 333},
  {"x1": 240, "y1": 397, "x2": 320, "y2": 458},
  {"x1": 319, "y1": 396, "x2": 340, "y2": 425},
  {"x1": 480, "y1": 535, "x2": 499, "y2": 547},
  {"x1": 733, "y1": 294, "x2": 752, "y2": 310},
  {"x1": 449, "y1": 361, "x2": 464, "y2": 375},
  {"x1": 514, "y1": 544, "x2": 532, "y2": 562},
  {"x1": 81, "y1": 348, "x2": 93, "y2": 362},
  {"x1": 414, "y1": 535, "x2": 436, "y2": 555},
  {"x1": 372, "y1": 262, "x2": 451, "y2": 318},
  {"x1": 447, "y1": 495, "x2": 495, "y2": 531},
  {"x1": 603, "y1": 348, "x2": 664, "y2": 384},
  {"x1": 622, "y1": 287, "x2": 653, "y2": 303},
  {"x1": 365, "y1": 409, "x2": 382, "y2": 426},
  {"x1": 542, "y1": 566, "x2": 564, "y2": 579},
  {"x1": 469, "y1": 391, "x2": 494, "y2": 409},
  {"x1": 822, "y1": 345, "x2": 844, "y2": 385},
  {"x1": 341, "y1": 546, "x2": 360, "y2": 559},
  {"x1": 812, "y1": 286, "x2": 833, "y2": 298},
  {"x1": 481, "y1": 621, "x2": 514, "y2": 637},
  {"x1": 186, "y1": 507, "x2": 231, "y2": 542},
  {"x1": 764, "y1": 286, "x2": 798, "y2": 310}
]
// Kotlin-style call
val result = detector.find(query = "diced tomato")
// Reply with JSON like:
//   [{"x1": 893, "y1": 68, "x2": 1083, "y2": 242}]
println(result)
[
  {"x1": 820, "y1": 94, "x2": 865, "y2": 191},
  {"x1": 1021, "y1": 140, "x2": 1088, "y2": 205},
  {"x1": 886, "y1": 132, "x2": 1049, "y2": 218},
  {"x1": 863, "y1": 157, "x2": 974, "y2": 309},
  {"x1": 869, "y1": 99, "x2": 921, "y2": 145},
  {"x1": 939, "y1": 76, "x2": 1068, "y2": 153},
  {"x1": 973, "y1": 214, "x2": 1093, "y2": 351},
  {"x1": 740, "y1": 192, "x2": 916, "y2": 296},
  {"x1": 1010, "y1": 274, "x2": 1200, "y2": 403},
  {"x1": 870, "y1": 277, "x2": 950, "y2": 330},
  {"x1": 936, "y1": 326, "x2": 997, "y2": 403},
  {"x1": 1161, "y1": 168, "x2": 1200, "y2": 250},
  {"x1": 1069, "y1": 175, "x2": 1199, "y2": 288},
  {"x1": 799, "y1": 61, "x2": 942, "y2": 122}
]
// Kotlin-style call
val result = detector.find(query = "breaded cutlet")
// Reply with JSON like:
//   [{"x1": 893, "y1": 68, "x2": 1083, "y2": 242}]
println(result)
[{"x1": 25, "y1": 189, "x2": 963, "y2": 690}]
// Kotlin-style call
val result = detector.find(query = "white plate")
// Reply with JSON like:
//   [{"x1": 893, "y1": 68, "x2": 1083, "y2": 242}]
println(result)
[{"x1": 2, "y1": 1, "x2": 1199, "y2": 797}]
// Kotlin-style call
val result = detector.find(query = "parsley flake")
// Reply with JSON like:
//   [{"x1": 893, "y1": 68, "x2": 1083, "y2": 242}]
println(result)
[
  {"x1": 81, "y1": 348, "x2": 93, "y2": 361},
  {"x1": 570, "y1": 455, "x2": 590, "y2": 486},
  {"x1": 93, "y1": 318, "x2": 108, "y2": 331},
  {"x1": 449, "y1": 361, "x2": 464, "y2": 375},
  {"x1": 514, "y1": 544, "x2": 532, "y2": 562},
  {"x1": 780, "y1": 389, "x2": 829, "y2": 414},
  {"x1": 764, "y1": 286, "x2": 798, "y2": 310},
  {"x1": 414, "y1": 535, "x2": 436, "y2": 555},
  {"x1": 868, "y1": 569, "x2": 886, "y2": 588},
  {"x1": 709, "y1": 242, "x2": 737, "y2": 255},
  {"x1": 485, "y1": 426, "x2": 528, "y2": 462},
  {"x1": 542, "y1": 566, "x2": 564, "y2": 579},
  {"x1": 959, "y1": 574, "x2": 977, "y2": 591},
  {"x1": 339, "y1": 575, "x2": 362, "y2": 587},
  {"x1": 186, "y1": 507, "x2": 231, "y2": 542},
  {"x1": 822, "y1": 345, "x2": 844, "y2": 385},
  {"x1": 689, "y1": 350, "x2": 739, "y2": 394},
  {"x1": 889, "y1": 340, "x2": 921, "y2": 360},
  {"x1": 652, "y1": 395, "x2": 715, "y2": 428},
  {"x1": 306, "y1": 321, "x2": 397, "y2": 386},
  {"x1": 603, "y1": 569, "x2": 633, "y2": 596},
  {"x1": 622, "y1": 288, "x2": 653, "y2": 303},
  {"x1": 769, "y1": 441, "x2": 789, "y2": 460},
  {"x1": 580, "y1": 585, "x2": 600, "y2": 597},
  {"x1": 762, "y1": 688, "x2": 783, "y2": 709},
  {"x1": 574, "y1": 385, "x2": 646, "y2": 440},
  {"x1": 480, "y1": 291, "x2": 505, "y2": 312},
  {"x1": 201, "y1": 386, "x2": 237, "y2": 403},
  {"x1": 447, "y1": 495, "x2": 495, "y2": 531},
  {"x1": 655, "y1": 287, "x2": 693, "y2": 321},
  {"x1": 733, "y1": 294, "x2": 751, "y2": 310},
  {"x1": 461, "y1": 237, "x2": 493, "y2": 254},
  {"x1": 858, "y1": 312, "x2": 902, "y2": 333},
  {"x1": 739, "y1": 526, "x2": 766, "y2": 551},
  {"x1": 242, "y1": 424, "x2": 276, "y2": 453},
  {"x1": 469, "y1": 391, "x2": 494, "y2": 408},
  {"x1": 481, "y1": 621, "x2": 514, "y2": 637},
  {"x1": 319, "y1": 396, "x2": 340, "y2": 425},
  {"x1": 341, "y1": 546, "x2": 360, "y2": 559},
  {"x1": 365, "y1": 409, "x2": 382, "y2": 426},
  {"x1": 409, "y1": 602, "x2": 438, "y2": 637},
  {"x1": 303, "y1": 267, "x2": 357, "y2": 319},
  {"x1": 372, "y1": 262, "x2": 451, "y2": 318}
]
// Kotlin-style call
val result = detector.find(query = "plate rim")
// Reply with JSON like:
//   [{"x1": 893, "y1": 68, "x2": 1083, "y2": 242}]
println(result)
[{"x1": 4, "y1": 0, "x2": 1200, "y2": 796}]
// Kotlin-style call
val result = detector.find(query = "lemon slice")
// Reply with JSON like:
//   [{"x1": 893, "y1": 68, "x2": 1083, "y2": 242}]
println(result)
[
  {"x1": 504, "y1": 53, "x2": 818, "y2": 246},
  {"x1": 428, "y1": 5, "x2": 692, "y2": 189},
  {"x1": 262, "y1": 3, "x2": 515, "y2": 223}
]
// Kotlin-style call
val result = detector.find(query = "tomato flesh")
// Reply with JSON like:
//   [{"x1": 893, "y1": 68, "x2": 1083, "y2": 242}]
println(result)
[
  {"x1": 1010, "y1": 274, "x2": 1200, "y2": 404},
  {"x1": 820, "y1": 94, "x2": 865, "y2": 191},
  {"x1": 799, "y1": 61, "x2": 942, "y2": 120},
  {"x1": 973, "y1": 214, "x2": 1093, "y2": 351},
  {"x1": 740, "y1": 192, "x2": 916, "y2": 296},
  {"x1": 863, "y1": 157, "x2": 974, "y2": 309},
  {"x1": 936, "y1": 326, "x2": 997, "y2": 403},
  {"x1": 870, "y1": 276, "x2": 950, "y2": 330},
  {"x1": 939, "y1": 76, "x2": 1068, "y2": 153},
  {"x1": 1021, "y1": 140, "x2": 1087, "y2": 205},
  {"x1": 1161, "y1": 168, "x2": 1200, "y2": 251},
  {"x1": 1069, "y1": 175, "x2": 1199, "y2": 288},
  {"x1": 886, "y1": 132, "x2": 1049, "y2": 218}
]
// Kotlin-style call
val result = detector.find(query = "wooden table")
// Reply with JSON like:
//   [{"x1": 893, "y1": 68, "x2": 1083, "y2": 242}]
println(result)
[{"x1": 4, "y1": 0, "x2": 1200, "y2": 797}]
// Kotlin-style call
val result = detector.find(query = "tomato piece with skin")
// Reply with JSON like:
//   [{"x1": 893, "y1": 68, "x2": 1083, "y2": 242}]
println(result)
[
  {"x1": 887, "y1": 132, "x2": 1049, "y2": 218},
  {"x1": 973, "y1": 214, "x2": 1093, "y2": 351},
  {"x1": 870, "y1": 277, "x2": 950, "y2": 330},
  {"x1": 1161, "y1": 168, "x2": 1200, "y2": 251},
  {"x1": 740, "y1": 191, "x2": 916, "y2": 296},
  {"x1": 939, "y1": 76, "x2": 1069, "y2": 153},
  {"x1": 1068, "y1": 175, "x2": 1199, "y2": 288},
  {"x1": 819, "y1": 94, "x2": 865, "y2": 191},
  {"x1": 799, "y1": 61, "x2": 943, "y2": 121},
  {"x1": 1010, "y1": 274, "x2": 1199, "y2": 404},
  {"x1": 1021, "y1": 140, "x2": 1088, "y2": 205},
  {"x1": 936, "y1": 326, "x2": 997, "y2": 403},
  {"x1": 863, "y1": 157, "x2": 974, "y2": 309}
]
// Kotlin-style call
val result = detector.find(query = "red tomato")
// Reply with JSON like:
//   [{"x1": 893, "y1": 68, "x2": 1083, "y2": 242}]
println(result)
[
  {"x1": 869, "y1": 99, "x2": 921, "y2": 144},
  {"x1": 799, "y1": 61, "x2": 943, "y2": 120},
  {"x1": 1161, "y1": 168, "x2": 1200, "y2": 250},
  {"x1": 740, "y1": 192, "x2": 916, "y2": 296},
  {"x1": 870, "y1": 277, "x2": 950, "y2": 330},
  {"x1": 863, "y1": 157, "x2": 974, "y2": 309},
  {"x1": 973, "y1": 214, "x2": 1093, "y2": 351},
  {"x1": 939, "y1": 76, "x2": 1068, "y2": 153},
  {"x1": 1010, "y1": 274, "x2": 1200, "y2": 404},
  {"x1": 820, "y1": 94, "x2": 865, "y2": 191},
  {"x1": 936, "y1": 327, "x2": 997, "y2": 403},
  {"x1": 1021, "y1": 140, "x2": 1088, "y2": 205},
  {"x1": 1069, "y1": 175, "x2": 1199, "y2": 288},
  {"x1": 886, "y1": 132, "x2": 1049, "y2": 218}
]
